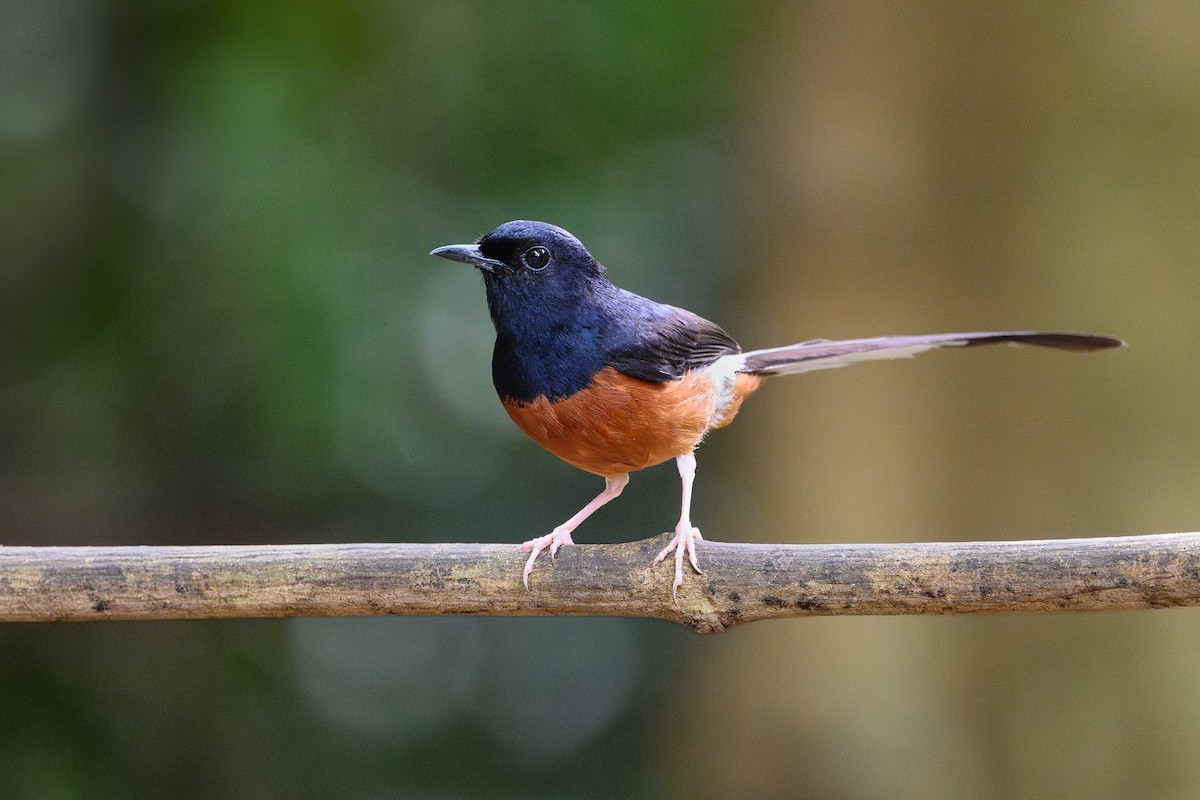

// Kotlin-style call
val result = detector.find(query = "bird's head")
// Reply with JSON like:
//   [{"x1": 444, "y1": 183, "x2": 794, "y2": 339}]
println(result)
[
  {"x1": 431, "y1": 221, "x2": 617, "y2": 395},
  {"x1": 430, "y1": 221, "x2": 606, "y2": 309},
  {"x1": 430, "y1": 221, "x2": 614, "y2": 342}
]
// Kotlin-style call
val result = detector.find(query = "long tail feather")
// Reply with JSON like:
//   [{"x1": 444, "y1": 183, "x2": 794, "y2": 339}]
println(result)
[{"x1": 733, "y1": 331, "x2": 1124, "y2": 376}]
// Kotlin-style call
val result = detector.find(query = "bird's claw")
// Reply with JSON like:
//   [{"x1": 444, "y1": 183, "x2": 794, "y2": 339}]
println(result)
[
  {"x1": 519, "y1": 529, "x2": 574, "y2": 589},
  {"x1": 654, "y1": 526, "x2": 704, "y2": 603}
]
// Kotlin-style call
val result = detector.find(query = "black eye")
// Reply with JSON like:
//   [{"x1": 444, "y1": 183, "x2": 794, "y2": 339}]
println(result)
[{"x1": 522, "y1": 246, "x2": 550, "y2": 270}]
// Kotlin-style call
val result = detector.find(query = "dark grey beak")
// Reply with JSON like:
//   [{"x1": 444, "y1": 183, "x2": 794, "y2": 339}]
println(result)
[{"x1": 429, "y1": 244, "x2": 507, "y2": 274}]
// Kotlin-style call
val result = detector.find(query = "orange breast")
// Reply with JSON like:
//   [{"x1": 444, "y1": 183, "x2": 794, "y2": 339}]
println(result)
[{"x1": 503, "y1": 367, "x2": 763, "y2": 477}]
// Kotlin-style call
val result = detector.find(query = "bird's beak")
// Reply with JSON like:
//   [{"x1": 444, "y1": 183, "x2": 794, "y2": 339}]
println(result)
[{"x1": 429, "y1": 244, "x2": 506, "y2": 274}]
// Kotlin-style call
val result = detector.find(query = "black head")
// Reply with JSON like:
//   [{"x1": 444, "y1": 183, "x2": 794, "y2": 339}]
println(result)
[
  {"x1": 430, "y1": 221, "x2": 625, "y2": 401},
  {"x1": 430, "y1": 220, "x2": 604, "y2": 284},
  {"x1": 431, "y1": 220, "x2": 615, "y2": 340}
]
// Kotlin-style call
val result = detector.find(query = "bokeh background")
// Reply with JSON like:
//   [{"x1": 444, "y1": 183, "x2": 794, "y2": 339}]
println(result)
[{"x1": 3, "y1": 2, "x2": 1199, "y2": 798}]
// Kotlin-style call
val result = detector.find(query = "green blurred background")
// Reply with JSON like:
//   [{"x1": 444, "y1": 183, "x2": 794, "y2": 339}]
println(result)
[{"x1": 2, "y1": 1, "x2": 1199, "y2": 798}]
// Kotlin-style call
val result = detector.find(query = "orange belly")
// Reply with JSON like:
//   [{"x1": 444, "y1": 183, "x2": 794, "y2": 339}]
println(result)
[{"x1": 502, "y1": 367, "x2": 762, "y2": 477}]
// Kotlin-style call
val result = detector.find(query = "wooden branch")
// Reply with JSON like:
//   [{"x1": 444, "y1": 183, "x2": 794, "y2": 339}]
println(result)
[{"x1": 2, "y1": 532, "x2": 1198, "y2": 633}]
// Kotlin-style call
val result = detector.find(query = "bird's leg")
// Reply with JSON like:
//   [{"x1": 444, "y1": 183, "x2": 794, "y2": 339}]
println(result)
[
  {"x1": 520, "y1": 473, "x2": 629, "y2": 589},
  {"x1": 654, "y1": 452, "x2": 703, "y2": 601}
]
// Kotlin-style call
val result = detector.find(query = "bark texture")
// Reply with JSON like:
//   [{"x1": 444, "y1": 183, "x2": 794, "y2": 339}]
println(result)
[{"x1": 2, "y1": 533, "x2": 1197, "y2": 633}]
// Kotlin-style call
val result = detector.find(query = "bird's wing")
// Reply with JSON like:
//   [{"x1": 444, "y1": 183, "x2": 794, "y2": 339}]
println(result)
[{"x1": 606, "y1": 304, "x2": 741, "y2": 383}]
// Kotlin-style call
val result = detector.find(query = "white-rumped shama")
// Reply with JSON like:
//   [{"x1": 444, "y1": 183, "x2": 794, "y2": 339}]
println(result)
[{"x1": 432, "y1": 221, "x2": 1123, "y2": 598}]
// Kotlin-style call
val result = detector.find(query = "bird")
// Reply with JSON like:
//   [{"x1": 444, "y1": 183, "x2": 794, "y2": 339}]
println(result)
[{"x1": 430, "y1": 220, "x2": 1123, "y2": 598}]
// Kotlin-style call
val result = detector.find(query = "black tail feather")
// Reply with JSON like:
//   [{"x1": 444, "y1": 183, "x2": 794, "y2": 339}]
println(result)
[{"x1": 739, "y1": 331, "x2": 1124, "y2": 376}]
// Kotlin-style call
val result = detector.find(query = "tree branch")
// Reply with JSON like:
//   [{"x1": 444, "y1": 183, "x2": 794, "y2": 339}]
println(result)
[{"x1": 2, "y1": 532, "x2": 1198, "y2": 633}]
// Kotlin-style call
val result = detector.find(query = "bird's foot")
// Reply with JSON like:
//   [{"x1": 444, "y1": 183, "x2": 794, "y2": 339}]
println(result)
[
  {"x1": 519, "y1": 529, "x2": 574, "y2": 589},
  {"x1": 654, "y1": 525, "x2": 704, "y2": 602}
]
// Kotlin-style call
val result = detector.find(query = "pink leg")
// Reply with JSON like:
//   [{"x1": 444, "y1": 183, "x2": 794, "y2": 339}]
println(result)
[
  {"x1": 654, "y1": 452, "x2": 704, "y2": 601},
  {"x1": 520, "y1": 473, "x2": 629, "y2": 589}
]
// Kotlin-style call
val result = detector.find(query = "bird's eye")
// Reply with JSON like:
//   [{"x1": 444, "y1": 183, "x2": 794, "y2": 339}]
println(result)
[{"x1": 522, "y1": 246, "x2": 550, "y2": 270}]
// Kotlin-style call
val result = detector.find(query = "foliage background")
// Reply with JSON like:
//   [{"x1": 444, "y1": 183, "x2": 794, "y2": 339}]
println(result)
[{"x1": 2, "y1": 2, "x2": 1199, "y2": 798}]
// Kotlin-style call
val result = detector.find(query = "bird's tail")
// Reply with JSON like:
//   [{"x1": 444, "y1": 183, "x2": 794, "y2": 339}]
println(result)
[{"x1": 726, "y1": 331, "x2": 1124, "y2": 377}]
